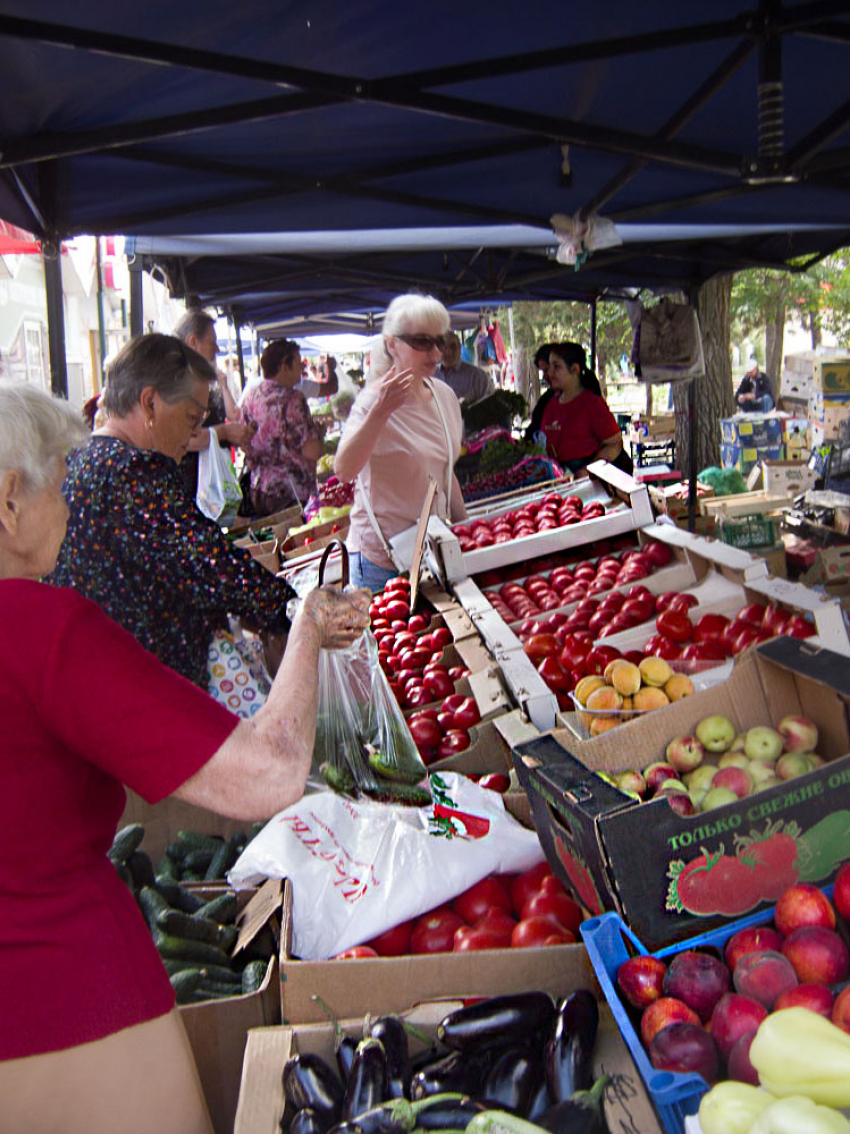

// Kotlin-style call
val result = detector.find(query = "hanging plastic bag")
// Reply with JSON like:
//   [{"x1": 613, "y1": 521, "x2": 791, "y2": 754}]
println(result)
[
  {"x1": 228, "y1": 771, "x2": 546, "y2": 958},
  {"x1": 630, "y1": 297, "x2": 706, "y2": 383},
  {"x1": 197, "y1": 438, "x2": 242, "y2": 526}
]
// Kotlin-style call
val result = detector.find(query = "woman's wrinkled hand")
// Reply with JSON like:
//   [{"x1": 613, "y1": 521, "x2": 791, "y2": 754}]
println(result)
[
  {"x1": 219, "y1": 420, "x2": 257, "y2": 449},
  {"x1": 375, "y1": 366, "x2": 415, "y2": 416},
  {"x1": 301, "y1": 585, "x2": 371, "y2": 649}
]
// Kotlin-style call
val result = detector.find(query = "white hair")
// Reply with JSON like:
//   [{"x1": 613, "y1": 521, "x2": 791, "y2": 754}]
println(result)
[
  {"x1": 368, "y1": 293, "x2": 451, "y2": 380},
  {"x1": 0, "y1": 381, "x2": 89, "y2": 491}
]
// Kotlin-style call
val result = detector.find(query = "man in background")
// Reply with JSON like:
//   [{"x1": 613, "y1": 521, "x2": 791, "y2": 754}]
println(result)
[
  {"x1": 435, "y1": 332, "x2": 494, "y2": 402},
  {"x1": 298, "y1": 353, "x2": 339, "y2": 398},
  {"x1": 735, "y1": 355, "x2": 775, "y2": 413}
]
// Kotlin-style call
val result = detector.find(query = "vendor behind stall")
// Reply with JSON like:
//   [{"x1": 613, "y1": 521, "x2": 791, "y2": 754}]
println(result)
[{"x1": 0, "y1": 379, "x2": 369, "y2": 1134}]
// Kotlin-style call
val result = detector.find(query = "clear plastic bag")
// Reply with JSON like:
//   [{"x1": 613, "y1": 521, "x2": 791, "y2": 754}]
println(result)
[{"x1": 197, "y1": 438, "x2": 242, "y2": 526}]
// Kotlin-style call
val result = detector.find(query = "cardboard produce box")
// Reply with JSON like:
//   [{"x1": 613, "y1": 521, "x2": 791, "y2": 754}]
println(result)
[
  {"x1": 720, "y1": 439, "x2": 784, "y2": 474},
  {"x1": 759, "y1": 458, "x2": 817, "y2": 495},
  {"x1": 179, "y1": 881, "x2": 283, "y2": 1134},
  {"x1": 119, "y1": 790, "x2": 259, "y2": 865},
  {"x1": 719, "y1": 413, "x2": 784, "y2": 446},
  {"x1": 514, "y1": 636, "x2": 850, "y2": 951},
  {"x1": 235, "y1": 989, "x2": 663, "y2": 1134},
  {"x1": 813, "y1": 355, "x2": 850, "y2": 395}
]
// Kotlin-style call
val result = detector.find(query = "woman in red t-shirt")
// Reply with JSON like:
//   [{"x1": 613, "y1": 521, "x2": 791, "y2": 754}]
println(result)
[
  {"x1": 537, "y1": 342, "x2": 625, "y2": 476},
  {"x1": 0, "y1": 380, "x2": 370, "y2": 1134}
]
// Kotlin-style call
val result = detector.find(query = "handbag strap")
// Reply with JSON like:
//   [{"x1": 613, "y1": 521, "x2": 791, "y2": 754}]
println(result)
[{"x1": 318, "y1": 539, "x2": 350, "y2": 587}]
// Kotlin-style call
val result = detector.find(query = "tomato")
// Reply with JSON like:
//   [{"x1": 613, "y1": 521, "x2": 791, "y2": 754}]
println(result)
[
  {"x1": 385, "y1": 599, "x2": 411, "y2": 621},
  {"x1": 453, "y1": 876, "x2": 512, "y2": 924},
  {"x1": 405, "y1": 686, "x2": 432, "y2": 708},
  {"x1": 451, "y1": 697, "x2": 480, "y2": 730},
  {"x1": 761, "y1": 604, "x2": 789, "y2": 636},
  {"x1": 385, "y1": 576, "x2": 411, "y2": 593},
  {"x1": 670, "y1": 851, "x2": 761, "y2": 917},
  {"x1": 431, "y1": 627, "x2": 452, "y2": 649},
  {"x1": 538, "y1": 656, "x2": 571, "y2": 692},
  {"x1": 509, "y1": 862, "x2": 553, "y2": 917},
  {"x1": 436, "y1": 710, "x2": 455, "y2": 732},
  {"x1": 400, "y1": 647, "x2": 431, "y2": 670},
  {"x1": 524, "y1": 633, "x2": 560, "y2": 662},
  {"x1": 559, "y1": 636, "x2": 593, "y2": 670},
  {"x1": 732, "y1": 624, "x2": 762, "y2": 654},
  {"x1": 478, "y1": 772, "x2": 510, "y2": 793},
  {"x1": 785, "y1": 615, "x2": 815, "y2": 639},
  {"x1": 438, "y1": 730, "x2": 471, "y2": 758},
  {"x1": 407, "y1": 613, "x2": 430, "y2": 633},
  {"x1": 668, "y1": 593, "x2": 699, "y2": 613},
  {"x1": 693, "y1": 612, "x2": 730, "y2": 644},
  {"x1": 410, "y1": 708, "x2": 439, "y2": 725},
  {"x1": 680, "y1": 641, "x2": 727, "y2": 663},
  {"x1": 655, "y1": 609, "x2": 693, "y2": 643},
  {"x1": 410, "y1": 907, "x2": 466, "y2": 954},
  {"x1": 408, "y1": 717, "x2": 441, "y2": 749},
  {"x1": 643, "y1": 634, "x2": 681, "y2": 660},
  {"x1": 454, "y1": 923, "x2": 513, "y2": 951},
  {"x1": 334, "y1": 945, "x2": 379, "y2": 959},
  {"x1": 364, "y1": 919, "x2": 414, "y2": 956},
  {"x1": 442, "y1": 694, "x2": 467, "y2": 714},
  {"x1": 448, "y1": 666, "x2": 469, "y2": 681},
  {"x1": 654, "y1": 592, "x2": 681, "y2": 613},
  {"x1": 643, "y1": 540, "x2": 673, "y2": 567},
  {"x1": 511, "y1": 916, "x2": 575, "y2": 948},
  {"x1": 520, "y1": 890, "x2": 583, "y2": 934},
  {"x1": 736, "y1": 602, "x2": 767, "y2": 627}
]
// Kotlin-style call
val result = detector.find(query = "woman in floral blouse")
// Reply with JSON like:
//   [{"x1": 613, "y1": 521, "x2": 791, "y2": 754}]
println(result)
[
  {"x1": 241, "y1": 339, "x2": 324, "y2": 514},
  {"x1": 51, "y1": 334, "x2": 296, "y2": 690}
]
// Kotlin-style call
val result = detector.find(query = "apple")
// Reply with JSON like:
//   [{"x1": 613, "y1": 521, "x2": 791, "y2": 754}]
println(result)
[
  {"x1": 617, "y1": 955, "x2": 667, "y2": 1009},
  {"x1": 782, "y1": 926, "x2": 849, "y2": 985},
  {"x1": 665, "y1": 736, "x2": 705, "y2": 774},
  {"x1": 694, "y1": 715, "x2": 737, "y2": 753},
  {"x1": 775, "y1": 752, "x2": 814, "y2": 780},
  {"x1": 774, "y1": 883, "x2": 836, "y2": 936},
  {"x1": 717, "y1": 752, "x2": 751, "y2": 770},
  {"x1": 774, "y1": 983, "x2": 834, "y2": 1017},
  {"x1": 732, "y1": 950, "x2": 798, "y2": 1008},
  {"x1": 713, "y1": 766, "x2": 753, "y2": 799},
  {"x1": 777, "y1": 715, "x2": 819, "y2": 752},
  {"x1": 708, "y1": 993, "x2": 767, "y2": 1060},
  {"x1": 831, "y1": 985, "x2": 850, "y2": 1033},
  {"x1": 663, "y1": 950, "x2": 731, "y2": 1022},
  {"x1": 833, "y1": 861, "x2": 850, "y2": 921},
  {"x1": 725, "y1": 925, "x2": 785, "y2": 972},
  {"x1": 700, "y1": 786, "x2": 741, "y2": 811},
  {"x1": 644, "y1": 762, "x2": 680, "y2": 794},
  {"x1": 743, "y1": 726, "x2": 784, "y2": 763},
  {"x1": 614, "y1": 770, "x2": 647, "y2": 797},
  {"x1": 747, "y1": 760, "x2": 778, "y2": 785},
  {"x1": 684, "y1": 765, "x2": 718, "y2": 793}
]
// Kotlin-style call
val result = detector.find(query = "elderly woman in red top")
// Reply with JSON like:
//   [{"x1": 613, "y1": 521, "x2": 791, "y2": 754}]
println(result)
[
  {"x1": 536, "y1": 342, "x2": 624, "y2": 476},
  {"x1": 241, "y1": 338, "x2": 324, "y2": 514},
  {"x1": 0, "y1": 381, "x2": 369, "y2": 1134}
]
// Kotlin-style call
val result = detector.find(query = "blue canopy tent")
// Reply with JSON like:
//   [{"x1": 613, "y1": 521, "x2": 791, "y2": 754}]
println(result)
[{"x1": 0, "y1": 1, "x2": 848, "y2": 390}]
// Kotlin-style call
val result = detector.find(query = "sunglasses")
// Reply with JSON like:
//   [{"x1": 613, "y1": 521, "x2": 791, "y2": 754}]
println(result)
[{"x1": 397, "y1": 333, "x2": 447, "y2": 352}]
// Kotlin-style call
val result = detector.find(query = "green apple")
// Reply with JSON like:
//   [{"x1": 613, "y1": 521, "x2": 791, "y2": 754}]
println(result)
[
  {"x1": 744, "y1": 726, "x2": 784, "y2": 763},
  {"x1": 684, "y1": 764, "x2": 718, "y2": 792},
  {"x1": 747, "y1": 759, "x2": 778, "y2": 785},
  {"x1": 754, "y1": 775, "x2": 782, "y2": 793},
  {"x1": 718, "y1": 752, "x2": 751, "y2": 770},
  {"x1": 700, "y1": 785, "x2": 740, "y2": 811},
  {"x1": 776, "y1": 751, "x2": 814, "y2": 780},
  {"x1": 694, "y1": 714, "x2": 737, "y2": 753}
]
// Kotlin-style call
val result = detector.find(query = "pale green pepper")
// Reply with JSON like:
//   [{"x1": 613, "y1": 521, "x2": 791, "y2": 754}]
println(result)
[
  {"x1": 750, "y1": 1008, "x2": 850, "y2": 1108},
  {"x1": 750, "y1": 1095, "x2": 850, "y2": 1134},
  {"x1": 698, "y1": 1081, "x2": 776, "y2": 1134}
]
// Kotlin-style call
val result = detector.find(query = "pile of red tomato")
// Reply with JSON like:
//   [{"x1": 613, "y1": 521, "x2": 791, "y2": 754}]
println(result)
[
  {"x1": 334, "y1": 861, "x2": 582, "y2": 959},
  {"x1": 645, "y1": 598, "x2": 816, "y2": 663},
  {"x1": 451, "y1": 493, "x2": 609, "y2": 552}
]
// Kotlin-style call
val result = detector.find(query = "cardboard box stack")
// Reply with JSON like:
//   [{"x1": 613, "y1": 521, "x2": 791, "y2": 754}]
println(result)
[
  {"x1": 780, "y1": 349, "x2": 816, "y2": 404},
  {"x1": 807, "y1": 357, "x2": 850, "y2": 448},
  {"x1": 719, "y1": 414, "x2": 784, "y2": 474}
]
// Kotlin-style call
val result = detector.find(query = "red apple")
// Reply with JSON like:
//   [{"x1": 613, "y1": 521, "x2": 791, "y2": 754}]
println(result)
[
  {"x1": 665, "y1": 736, "x2": 705, "y2": 774},
  {"x1": 617, "y1": 955, "x2": 668, "y2": 1009},
  {"x1": 777, "y1": 715, "x2": 819, "y2": 753},
  {"x1": 644, "y1": 762, "x2": 680, "y2": 794},
  {"x1": 774, "y1": 883, "x2": 836, "y2": 936},
  {"x1": 830, "y1": 984, "x2": 850, "y2": 1033},
  {"x1": 732, "y1": 950, "x2": 798, "y2": 1008},
  {"x1": 640, "y1": 997, "x2": 701, "y2": 1045},
  {"x1": 782, "y1": 926, "x2": 849, "y2": 985},
  {"x1": 833, "y1": 861, "x2": 850, "y2": 921},
  {"x1": 708, "y1": 993, "x2": 768, "y2": 1060},
  {"x1": 774, "y1": 982, "x2": 835, "y2": 1017},
  {"x1": 727, "y1": 1030, "x2": 760, "y2": 1085},
  {"x1": 725, "y1": 925, "x2": 785, "y2": 972}
]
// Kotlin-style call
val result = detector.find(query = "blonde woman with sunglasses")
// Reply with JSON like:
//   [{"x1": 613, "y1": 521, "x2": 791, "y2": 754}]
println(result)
[{"x1": 335, "y1": 294, "x2": 468, "y2": 591}]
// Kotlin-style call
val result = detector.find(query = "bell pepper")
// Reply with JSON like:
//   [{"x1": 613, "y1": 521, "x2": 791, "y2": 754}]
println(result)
[
  {"x1": 698, "y1": 1082, "x2": 776, "y2": 1134},
  {"x1": 750, "y1": 1095, "x2": 850, "y2": 1134},
  {"x1": 749, "y1": 1008, "x2": 850, "y2": 1108}
]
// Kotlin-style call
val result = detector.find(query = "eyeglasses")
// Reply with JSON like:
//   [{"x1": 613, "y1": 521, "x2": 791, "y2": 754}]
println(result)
[
  {"x1": 396, "y1": 333, "x2": 447, "y2": 352},
  {"x1": 186, "y1": 394, "x2": 211, "y2": 427}
]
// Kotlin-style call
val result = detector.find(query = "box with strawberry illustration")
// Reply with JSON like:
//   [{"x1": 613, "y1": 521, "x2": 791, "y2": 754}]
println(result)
[{"x1": 513, "y1": 636, "x2": 850, "y2": 950}]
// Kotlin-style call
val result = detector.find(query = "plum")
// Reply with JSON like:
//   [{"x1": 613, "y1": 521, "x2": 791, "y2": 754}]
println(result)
[
  {"x1": 732, "y1": 950, "x2": 798, "y2": 1008},
  {"x1": 727, "y1": 1030, "x2": 759, "y2": 1085},
  {"x1": 709, "y1": 993, "x2": 767, "y2": 1060},
  {"x1": 663, "y1": 950, "x2": 731, "y2": 1022},
  {"x1": 648, "y1": 1022, "x2": 720, "y2": 1082}
]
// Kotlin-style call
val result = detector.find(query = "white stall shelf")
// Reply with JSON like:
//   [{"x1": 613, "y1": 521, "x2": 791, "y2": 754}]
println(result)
[
  {"x1": 638, "y1": 521, "x2": 770, "y2": 584},
  {"x1": 492, "y1": 647, "x2": 560, "y2": 731},
  {"x1": 431, "y1": 462, "x2": 652, "y2": 583}
]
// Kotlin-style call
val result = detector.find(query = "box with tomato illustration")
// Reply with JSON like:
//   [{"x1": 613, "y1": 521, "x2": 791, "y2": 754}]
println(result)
[{"x1": 514, "y1": 636, "x2": 850, "y2": 951}]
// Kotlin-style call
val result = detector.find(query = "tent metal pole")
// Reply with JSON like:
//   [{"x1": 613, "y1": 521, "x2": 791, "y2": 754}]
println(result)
[
  {"x1": 589, "y1": 298, "x2": 598, "y2": 376},
  {"x1": 687, "y1": 284, "x2": 700, "y2": 534},
  {"x1": 231, "y1": 309, "x2": 246, "y2": 393},
  {"x1": 128, "y1": 259, "x2": 144, "y2": 337},
  {"x1": 43, "y1": 240, "x2": 67, "y2": 398}
]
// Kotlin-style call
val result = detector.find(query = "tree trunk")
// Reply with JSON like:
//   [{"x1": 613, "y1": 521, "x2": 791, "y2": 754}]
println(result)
[
  {"x1": 673, "y1": 275, "x2": 734, "y2": 478},
  {"x1": 765, "y1": 301, "x2": 785, "y2": 389}
]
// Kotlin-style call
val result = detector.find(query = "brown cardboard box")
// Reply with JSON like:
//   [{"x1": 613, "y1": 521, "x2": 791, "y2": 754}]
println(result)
[
  {"x1": 515, "y1": 637, "x2": 850, "y2": 950},
  {"x1": 178, "y1": 882, "x2": 283, "y2": 1134},
  {"x1": 235, "y1": 994, "x2": 663, "y2": 1134},
  {"x1": 118, "y1": 791, "x2": 257, "y2": 864}
]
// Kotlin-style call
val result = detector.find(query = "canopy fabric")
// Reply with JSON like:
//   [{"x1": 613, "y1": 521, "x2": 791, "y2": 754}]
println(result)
[{"x1": 1, "y1": 1, "x2": 848, "y2": 243}]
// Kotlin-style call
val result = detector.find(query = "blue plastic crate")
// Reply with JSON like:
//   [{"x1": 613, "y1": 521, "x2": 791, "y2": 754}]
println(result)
[{"x1": 580, "y1": 886, "x2": 836, "y2": 1134}]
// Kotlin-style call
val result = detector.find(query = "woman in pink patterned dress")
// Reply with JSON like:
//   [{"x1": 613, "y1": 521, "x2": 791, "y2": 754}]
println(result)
[{"x1": 241, "y1": 339, "x2": 324, "y2": 514}]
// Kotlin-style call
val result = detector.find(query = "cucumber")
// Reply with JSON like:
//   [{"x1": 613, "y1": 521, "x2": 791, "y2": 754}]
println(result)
[
  {"x1": 190, "y1": 986, "x2": 235, "y2": 1001},
  {"x1": 162, "y1": 958, "x2": 205, "y2": 977},
  {"x1": 203, "y1": 839, "x2": 236, "y2": 881},
  {"x1": 170, "y1": 968, "x2": 206, "y2": 1004},
  {"x1": 181, "y1": 870, "x2": 205, "y2": 882},
  {"x1": 165, "y1": 840, "x2": 188, "y2": 863},
  {"x1": 321, "y1": 760, "x2": 355, "y2": 794},
  {"x1": 128, "y1": 850, "x2": 156, "y2": 891},
  {"x1": 249, "y1": 821, "x2": 267, "y2": 840},
  {"x1": 108, "y1": 823, "x2": 145, "y2": 865},
  {"x1": 197, "y1": 977, "x2": 243, "y2": 997},
  {"x1": 114, "y1": 862, "x2": 135, "y2": 890},
  {"x1": 152, "y1": 930, "x2": 232, "y2": 967},
  {"x1": 154, "y1": 876, "x2": 206, "y2": 913},
  {"x1": 191, "y1": 962, "x2": 241, "y2": 984},
  {"x1": 241, "y1": 959, "x2": 269, "y2": 995},
  {"x1": 366, "y1": 749, "x2": 426, "y2": 785},
  {"x1": 138, "y1": 885, "x2": 172, "y2": 931},
  {"x1": 156, "y1": 853, "x2": 177, "y2": 879},
  {"x1": 181, "y1": 848, "x2": 216, "y2": 873},
  {"x1": 217, "y1": 925, "x2": 238, "y2": 954},
  {"x1": 364, "y1": 782, "x2": 432, "y2": 807},
  {"x1": 194, "y1": 892, "x2": 238, "y2": 924},
  {"x1": 176, "y1": 830, "x2": 225, "y2": 854},
  {"x1": 159, "y1": 909, "x2": 228, "y2": 947}
]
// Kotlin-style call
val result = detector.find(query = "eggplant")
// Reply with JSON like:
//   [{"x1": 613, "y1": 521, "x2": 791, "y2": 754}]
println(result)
[
  {"x1": 341, "y1": 1037, "x2": 388, "y2": 1121},
  {"x1": 369, "y1": 1015, "x2": 411, "y2": 1100},
  {"x1": 283, "y1": 1054, "x2": 344, "y2": 1124},
  {"x1": 538, "y1": 1074, "x2": 610, "y2": 1134},
  {"x1": 288, "y1": 1109, "x2": 333, "y2": 1134},
  {"x1": 482, "y1": 1047, "x2": 541, "y2": 1115},
  {"x1": 526, "y1": 1076, "x2": 554, "y2": 1124},
  {"x1": 326, "y1": 1093, "x2": 475, "y2": 1134},
  {"x1": 545, "y1": 990, "x2": 599, "y2": 1102},
  {"x1": 437, "y1": 993, "x2": 556, "y2": 1052},
  {"x1": 410, "y1": 1049, "x2": 494, "y2": 1100},
  {"x1": 336, "y1": 1035, "x2": 359, "y2": 1084},
  {"x1": 412, "y1": 1095, "x2": 488, "y2": 1130}
]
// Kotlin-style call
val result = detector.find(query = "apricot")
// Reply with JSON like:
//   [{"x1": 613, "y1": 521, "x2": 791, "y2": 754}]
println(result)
[
  {"x1": 664, "y1": 674, "x2": 694, "y2": 702},
  {"x1": 639, "y1": 656, "x2": 674, "y2": 688},
  {"x1": 586, "y1": 686, "x2": 624, "y2": 712},
  {"x1": 590, "y1": 716, "x2": 622, "y2": 736},
  {"x1": 621, "y1": 696, "x2": 634, "y2": 712},
  {"x1": 574, "y1": 675, "x2": 606, "y2": 706},
  {"x1": 633, "y1": 686, "x2": 671, "y2": 711},
  {"x1": 603, "y1": 658, "x2": 630, "y2": 682},
  {"x1": 611, "y1": 661, "x2": 642, "y2": 697}
]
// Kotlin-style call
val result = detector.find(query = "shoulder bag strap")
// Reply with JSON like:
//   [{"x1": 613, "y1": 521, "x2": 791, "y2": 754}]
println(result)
[{"x1": 424, "y1": 378, "x2": 455, "y2": 519}]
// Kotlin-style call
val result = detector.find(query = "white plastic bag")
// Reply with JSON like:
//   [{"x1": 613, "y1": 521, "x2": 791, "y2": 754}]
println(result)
[
  {"x1": 228, "y1": 772, "x2": 545, "y2": 959},
  {"x1": 631, "y1": 297, "x2": 706, "y2": 383},
  {"x1": 197, "y1": 438, "x2": 242, "y2": 526}
]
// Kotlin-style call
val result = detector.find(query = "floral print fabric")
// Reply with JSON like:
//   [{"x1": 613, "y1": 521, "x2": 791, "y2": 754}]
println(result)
[
  {"x1": 51, "y1": 436, "x2": 295, "y2": 688},
  {"x1": 241, "y1": 379, "x2": 322, "y2": 510}
]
